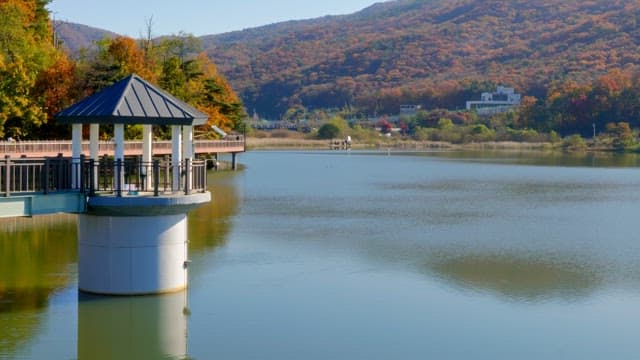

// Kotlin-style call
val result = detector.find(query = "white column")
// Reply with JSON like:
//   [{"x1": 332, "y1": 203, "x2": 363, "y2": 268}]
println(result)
[
  {"x1": 142, "y1": 125, "x2": 153, "y2": 191},
  {"x1": 114, "y1": 124, "x2": 125, "y2": 193},
  {"x1": 72, "y1": 123, "x2": 83, "y2": 189},
  {"x1": 89, "y1": 124, "x2": 99, "y2": 190},
  {"x1": 182, "y1": 125, "x2": 193, "y2": 193},
  {"x1": 171, "y1": 125, "x2": 182, "y2": 192},
  {"x1": 182, "y1": 125, "x2": 193, "y2": 161}
]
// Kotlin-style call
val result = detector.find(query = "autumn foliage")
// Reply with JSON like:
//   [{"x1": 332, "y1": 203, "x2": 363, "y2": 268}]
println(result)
[
  {"x1": 0, "y1": 0, "x2": 245, "y2": 140},
  {"x1": 206, "y1": 0, "x2": 640, "y2": 120}
]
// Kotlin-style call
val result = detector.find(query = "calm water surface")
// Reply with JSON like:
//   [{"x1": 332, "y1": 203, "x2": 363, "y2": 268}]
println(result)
[{"x1": 2, "y1": 150, "x2": 640, "y2": 359}]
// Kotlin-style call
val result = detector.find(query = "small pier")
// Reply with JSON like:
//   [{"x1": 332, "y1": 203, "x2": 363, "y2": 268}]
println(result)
[{"x1": 330, "y1": 137, "x2": 352, "y2": 150}]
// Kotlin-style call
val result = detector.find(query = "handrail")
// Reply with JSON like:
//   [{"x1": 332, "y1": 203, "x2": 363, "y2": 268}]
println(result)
[
  {"x1": 0, "y1": 139, "x2": 245, "y2": 157},
  {"x1": 1, "y1": 156, "x2": 209, "y2": 197}
]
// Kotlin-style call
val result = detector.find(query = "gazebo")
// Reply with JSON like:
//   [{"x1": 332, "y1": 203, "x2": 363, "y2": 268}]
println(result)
[
  {"x1": 55, "y1": 74, "x2": 212, "y2": 295},
  {"x1": 56, "y1": 73, "x2": 208, "y2": 192}
]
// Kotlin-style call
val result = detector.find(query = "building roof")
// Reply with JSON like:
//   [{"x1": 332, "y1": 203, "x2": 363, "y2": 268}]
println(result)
[{"x1": 56, "y1": 74, "x2": 208, "y2": 126}]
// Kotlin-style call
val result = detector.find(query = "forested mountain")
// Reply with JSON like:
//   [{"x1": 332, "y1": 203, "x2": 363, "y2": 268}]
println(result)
[
  {"x1": 53, "y1": 0, "x2": 640, "y2": 121},
  {"x1": 200, "y1": 0, "x2": 640, "y2": 118},
  {"x1": 53, "y1": 21, "x2": 117, "y2": 54}
]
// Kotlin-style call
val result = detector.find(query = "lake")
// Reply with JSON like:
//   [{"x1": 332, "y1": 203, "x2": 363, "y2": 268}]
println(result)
[{"x1": 2, "y1": 150, "x2": 640, "y2": 359}]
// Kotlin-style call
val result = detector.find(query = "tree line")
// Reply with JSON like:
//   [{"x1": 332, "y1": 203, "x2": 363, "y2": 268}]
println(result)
[{"x1": 306, "y1": 69, "x2": 640, "y2": 151}]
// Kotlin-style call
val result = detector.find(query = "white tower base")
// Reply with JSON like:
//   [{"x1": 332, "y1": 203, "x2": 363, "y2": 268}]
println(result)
[{"x1": 78, "y1": 214, "x2": 188, "y2": 295}]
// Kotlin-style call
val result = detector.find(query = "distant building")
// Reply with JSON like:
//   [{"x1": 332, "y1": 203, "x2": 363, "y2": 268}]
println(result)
[
  {"x1": 466, "y1": 86, "x2": 521, "y2": 115},
  {"x1": 400, "y1": 105, "x2": 421, "y2": 115}
]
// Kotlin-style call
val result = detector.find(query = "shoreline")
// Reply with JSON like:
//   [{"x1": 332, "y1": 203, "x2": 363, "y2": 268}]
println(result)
[{"x1": 246, "y1": 137, "x2": 554, "y2": 152}]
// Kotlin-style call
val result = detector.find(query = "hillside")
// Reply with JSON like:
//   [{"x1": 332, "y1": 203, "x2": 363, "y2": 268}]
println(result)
[
  {"x1": 57, "y1": 0, "x2": 640, "y2": 119},
  {"x1": 54, "y1": 21, "x2": 118, "y2": 54},
  {"x1": 202, "y1": 0, "x2": 640, "y2": 118}
]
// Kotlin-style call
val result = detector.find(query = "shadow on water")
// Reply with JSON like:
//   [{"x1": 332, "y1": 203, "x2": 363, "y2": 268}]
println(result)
[
  {"x1": 78, "y1": 292, "x2": 189, "y2": 360},
  {"x1": 0, "y1": 215, "x2": 77, "y2": 356}
]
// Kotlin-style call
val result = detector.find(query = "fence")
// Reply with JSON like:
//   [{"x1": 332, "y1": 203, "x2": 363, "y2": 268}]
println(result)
[
  {"x1": 1, "y1": 155, "x2": 208, "y2": 197},
  {"x1": 0, "y1": 139, "x2": 245, "y2": 157}
]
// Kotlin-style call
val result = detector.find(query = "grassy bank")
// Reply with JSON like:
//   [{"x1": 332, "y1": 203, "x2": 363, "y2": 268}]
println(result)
[{"x1": 246, "y1": 136, "x2": 553, "y2": 151}]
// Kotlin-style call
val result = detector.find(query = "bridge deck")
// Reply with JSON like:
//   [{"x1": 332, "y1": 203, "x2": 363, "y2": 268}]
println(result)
[{"x1": 0, "y1": 139, "x2": 244, "y2": 158}]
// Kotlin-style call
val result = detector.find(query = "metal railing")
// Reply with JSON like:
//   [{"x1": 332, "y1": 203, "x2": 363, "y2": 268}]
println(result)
[
  {"x1": 0, "y1": 139, "x2": 245, "y2": 157},
  {"x1": 1, "y1": 155, "x2": 208, "y2": 197}
]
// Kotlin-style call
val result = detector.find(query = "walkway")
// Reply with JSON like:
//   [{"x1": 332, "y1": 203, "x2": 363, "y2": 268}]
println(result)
[{"x1": 0, "y1": 139, "x2": 245, "y2": 158}]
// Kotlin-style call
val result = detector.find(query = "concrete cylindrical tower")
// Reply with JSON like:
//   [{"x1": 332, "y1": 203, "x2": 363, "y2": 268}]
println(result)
[
  {"x1": 78, "y1": 214, "x2": 188, "y2": 295},
  {"x1": 78, "y1": 192, "x2": 210, "y2": 295}
]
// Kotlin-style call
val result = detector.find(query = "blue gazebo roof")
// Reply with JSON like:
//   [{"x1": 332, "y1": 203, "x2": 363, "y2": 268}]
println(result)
[{"x1": 56, "y1": 74, "x2": 208, "y2": 126}]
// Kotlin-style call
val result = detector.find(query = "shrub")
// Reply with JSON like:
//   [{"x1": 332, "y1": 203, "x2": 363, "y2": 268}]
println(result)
[
  {"x1": 562, "y1": 134, "x2": 587, "y2": 151},
  {"x1": 469, "y1": 124, "x2": 496, "y2": 142},
  {"x1": 317, "y1": 123, "x2": 340, "y2": 139}
]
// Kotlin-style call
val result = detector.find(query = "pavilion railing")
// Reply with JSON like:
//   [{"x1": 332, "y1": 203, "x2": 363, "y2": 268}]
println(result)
[{"x1": 1, "y1": 155, "x2": 208, "y2": 197}]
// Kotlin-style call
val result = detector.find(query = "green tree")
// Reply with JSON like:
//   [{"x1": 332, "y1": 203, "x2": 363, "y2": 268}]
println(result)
[
  {"x1": 0, "y1": 56, "x2": 45, "y2": 138},
  {"x1": 317, "y1": 123, "x2": 340, "y2": 139},
  {"x1": 0, "y1": 0, "x2": 58, "y2": 139}
]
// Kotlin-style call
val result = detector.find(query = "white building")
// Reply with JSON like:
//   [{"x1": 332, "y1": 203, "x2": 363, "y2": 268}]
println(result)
[{"x1": 466, "y1": 86, "x2": 521, "y2": 115}]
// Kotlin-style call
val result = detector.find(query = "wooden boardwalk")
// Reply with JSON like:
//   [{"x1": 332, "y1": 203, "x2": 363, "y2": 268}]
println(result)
[{"x1": 0, "y1": 139, "x2": 245, "y2": 158}]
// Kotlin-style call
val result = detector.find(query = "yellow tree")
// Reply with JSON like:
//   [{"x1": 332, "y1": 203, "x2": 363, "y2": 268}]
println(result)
[
  {"x1": 0, "y1": 0, "x2": 58, "y2": 138},
  {"x1": 191, "y1": 53, "x2": 245, "y2": 132}
]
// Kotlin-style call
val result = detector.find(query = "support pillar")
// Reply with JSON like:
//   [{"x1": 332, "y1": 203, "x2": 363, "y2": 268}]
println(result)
[
  {"x1": 78, "y1": 214, "x2": 188, "y2": 295},
  {"x1": 232, "y1": 152, "x2": 238, "y2": 171},
  {"x1": 171, "y1": 125, "x2": 182, "y2": 192},
  {"x1": 77, "y1": 187, "x2": 210, "y2": 296},
  {"x1": 72, "y1": 124, "x2": 83, "y2": 188},
  {"x1": 142, "y1": 125, "x2": 153, "y2": 191},
  {"x1": 114, "y1": 124, "x2": 125, "y2": 194},
  {"x1": 182, "y1": 125, "x2": 193, "y2": 193},
  {"x1": 90, "y1": 124, "x2": 99, "y2": 190}
]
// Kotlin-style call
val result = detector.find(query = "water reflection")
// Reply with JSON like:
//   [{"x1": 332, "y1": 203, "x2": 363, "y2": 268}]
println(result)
[
  {"x1": 188, "y1": 171, "x2": 241, "y2": 255},
  {"x1": 239, "y1": 151, "x2": 640, "y2": 305},
  {"x1": 0, "y1": 215, "x2": 77, "y2": 356},
  {"x1": 426, "y1": 253, "x2": 602, "y2": 302},
  {"x1": 78, "y1": 292, "x2": 189, "y2": 360},
  {"x1": 417, "y1": 149, "x2": 640, "y2": 168}
]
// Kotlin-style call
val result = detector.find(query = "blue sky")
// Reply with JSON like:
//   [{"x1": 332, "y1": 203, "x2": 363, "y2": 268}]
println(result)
[{"x1": 48, "y1": 0, "x2": 381, "y2": 37}]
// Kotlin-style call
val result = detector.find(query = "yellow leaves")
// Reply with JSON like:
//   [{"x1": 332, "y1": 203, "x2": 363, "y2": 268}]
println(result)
[
  {"x1": 107, "y1": 36, "x2": 156, "y2": 81},
  {"x1": 34, "y1": 54, "x2": 77, "y2": 119}
]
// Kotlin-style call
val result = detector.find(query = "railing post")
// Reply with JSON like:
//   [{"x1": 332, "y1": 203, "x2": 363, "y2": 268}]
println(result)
[
  {"x1": 203, "y1": 161, "x2": 208, "y2": 193},
  {"x1": 43, "y1": 158, "x2": 50, "y2": 195},
  {"x1": 79, "y1": 154, "x2": 85, "y2": 192},
  {"x1": 19, "y1": 155, "x2": 27, "y2": 192},
  {"x1": 184, "y1": 158, "x2": 191, "y2": 195},
  {"x1": 56, "y1": 153, "x2": 63, "y2": 191},
  {"x1": 89, "y1": 158, "x2": 95, "y2": 196},
  {"x1": 153, "y1": 159, "x2": 159, "y2": 197},
  {"x1": 116, "y1": 158, "x2": 122, "y2": 197},
  {"x1": 4, "y1": 155, "x2": 10, "y2": 197},
  {"x1": 164, "y1": 156, "x2": 170, "y2": 192},
  {"x1": 102, "y1": 154, "x2": 109, "y2": 191}
]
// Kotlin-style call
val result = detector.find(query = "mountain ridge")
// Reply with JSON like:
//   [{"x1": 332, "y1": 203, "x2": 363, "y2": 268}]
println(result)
[{"x1": 57, "y1": 0, "x2": 640, "y2": 118}]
